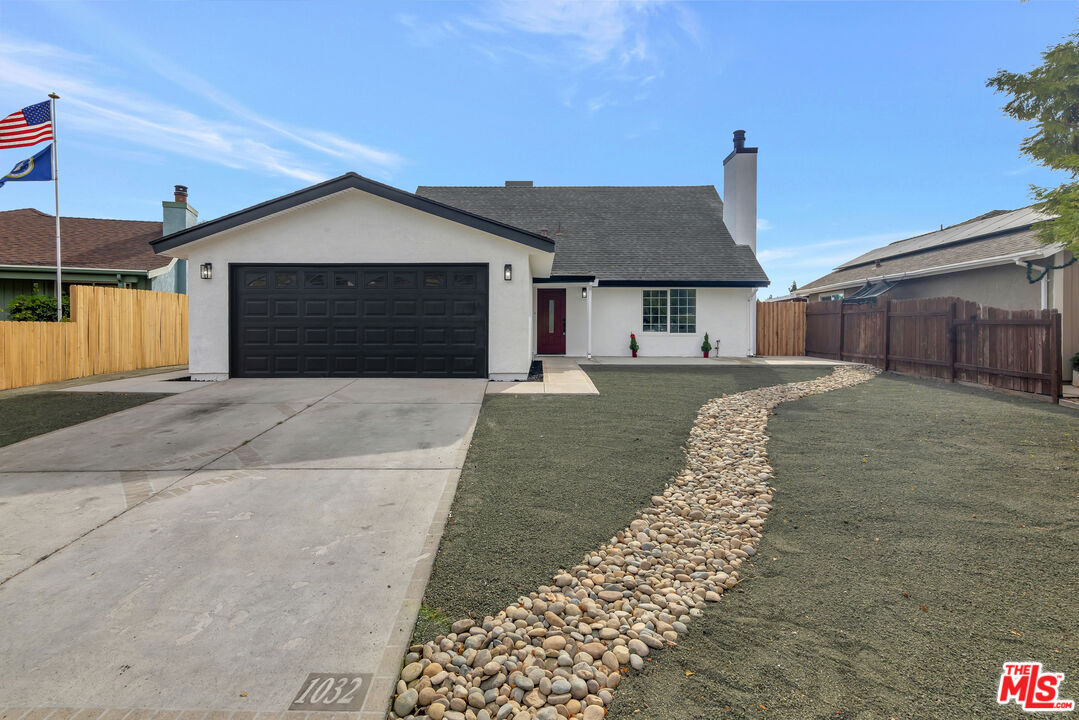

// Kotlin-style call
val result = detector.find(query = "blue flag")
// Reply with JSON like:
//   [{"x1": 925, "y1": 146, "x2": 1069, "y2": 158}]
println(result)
[{"x1": 0, "y1": 143, "x2": 53, "y2": 189}]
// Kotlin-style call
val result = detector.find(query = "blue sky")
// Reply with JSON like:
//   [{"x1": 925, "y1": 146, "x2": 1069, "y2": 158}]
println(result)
[{"x1": 0, "y1": 1, "x2": 1073, "y2": 294}]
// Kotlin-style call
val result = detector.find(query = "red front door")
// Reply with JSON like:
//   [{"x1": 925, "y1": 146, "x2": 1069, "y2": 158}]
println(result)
[{"x1": 537, "y1": 288, "x2": 566, "y2": 355}]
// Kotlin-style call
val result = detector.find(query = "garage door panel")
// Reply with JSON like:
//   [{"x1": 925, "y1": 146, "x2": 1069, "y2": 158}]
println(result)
[
  {"x1": 274, "y1": 328, "x2": 299, "y2": 344},
  {"x1": 363, "y1": 300, "x2": 387, "y2": 316},
  {"x1": 274, "y1": 300, "x2": 298, "y2": 316},
  {"x1": 334, "y1": 328, "x2": 358, "y2": 344},
  {"x1": 272, "y1": 356, "x2": 299, "y2": 373},
  {"x1": 231, "y1": 264, "x2": 487, "y2": 378},
  {"x1": 333, "y1": 300, "x2": 358, "y2": 316}
]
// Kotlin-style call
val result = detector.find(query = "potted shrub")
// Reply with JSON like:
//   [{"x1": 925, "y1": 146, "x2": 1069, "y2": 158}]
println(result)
[
  {"x1": 1072, "y1": 352, "x2": 1079, "y2": 372},
  {"x1": 629, "y1": 333, "x2": 639, "y2": 358},
  {"x1": 701, "y1": 333, "x2": 712, "y2": 358}
]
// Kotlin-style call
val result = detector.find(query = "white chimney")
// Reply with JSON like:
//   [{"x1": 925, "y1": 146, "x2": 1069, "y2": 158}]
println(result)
[{"x1": 722, "y1": 129, "x2": 758, "y2": 253}]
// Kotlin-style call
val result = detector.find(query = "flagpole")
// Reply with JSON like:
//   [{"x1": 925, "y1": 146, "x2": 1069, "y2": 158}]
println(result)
[{"x1": 49, "y1": 92, "x2": 60, "y2": 321}]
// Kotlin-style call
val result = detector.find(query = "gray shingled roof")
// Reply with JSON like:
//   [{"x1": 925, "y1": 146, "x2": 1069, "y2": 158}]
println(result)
[
  {"x1": 799, "y1": 225, "x2": 1049, "y2": 292},
  {"x1": 415, "y1": 185, "x2": 769, "y2": 285},
  {"x1": 838, "y1": 206, "x2": 1053, "y2": 269}
]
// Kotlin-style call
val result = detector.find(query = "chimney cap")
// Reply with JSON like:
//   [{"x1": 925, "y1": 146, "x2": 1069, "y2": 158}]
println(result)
[
  {"x1": 505, "y1": 180, "x2": 533, "y2": 188},
  {"x1": 733, "y1": 130, "x2": 746, "y2": 151},
  {"x1": 174, "y1": 185, "x2": 189, "y2": 202}
]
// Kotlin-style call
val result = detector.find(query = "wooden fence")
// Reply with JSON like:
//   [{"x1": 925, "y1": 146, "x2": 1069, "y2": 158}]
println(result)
[
  {"x1": 757, "y1": 300, "x2": 806, "y2": 356},
  {"x1": 0, "y1": 285, "x2": 188, "y2": 391},
  {"x1": 806, "y1": 296, "x2": 1063, "y2": 401}
]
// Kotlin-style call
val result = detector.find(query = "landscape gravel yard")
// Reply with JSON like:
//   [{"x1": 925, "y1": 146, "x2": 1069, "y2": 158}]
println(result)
[{"x1": 395, "y1": 365, "x2": 876, "y2": 719}]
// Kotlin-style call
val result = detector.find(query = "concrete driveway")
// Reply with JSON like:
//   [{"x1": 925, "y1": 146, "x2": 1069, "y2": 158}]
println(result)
[{"x1": 0, "y1": 377, "x2": 487, "y2": 718}]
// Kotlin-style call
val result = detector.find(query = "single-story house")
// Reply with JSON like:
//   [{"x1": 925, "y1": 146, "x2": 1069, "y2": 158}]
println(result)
[
  {"x1": 794, "y1": 206, "x2": 1078, "y2": 380},
  {"x1": 0, "y1": 185, "x2": 196, "y2": 319},
  {"x1": 152, "y1": 131, "x2": 769, "y2": 381}
]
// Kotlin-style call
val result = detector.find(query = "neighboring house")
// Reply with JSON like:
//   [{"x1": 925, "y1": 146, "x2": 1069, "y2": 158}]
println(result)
[
  {"x1": 795, "y1": 206, "x2": 1079, "y2": 380},
  {"x1": 0, "y1": 185, "x2": 197, "y2": 319},
  {"x1": 152, "y1": 131, "x2": 769, "y2": 381}
]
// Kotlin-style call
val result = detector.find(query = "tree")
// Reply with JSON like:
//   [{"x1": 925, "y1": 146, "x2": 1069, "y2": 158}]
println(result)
[
  {"x1": 789, "y1": 280, "x2": 798, "y2": 293},
  {"x1": 7, "y1": 294, "x2": 69, "y2": 321},
  {"x1": 987, "y1": 25, "x2": 1079, "y2": 252}
]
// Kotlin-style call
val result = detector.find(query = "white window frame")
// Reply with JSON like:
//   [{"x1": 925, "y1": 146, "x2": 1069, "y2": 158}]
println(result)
[{"x1": 641, "y1": 288, "x2": 696, "y2": 334}]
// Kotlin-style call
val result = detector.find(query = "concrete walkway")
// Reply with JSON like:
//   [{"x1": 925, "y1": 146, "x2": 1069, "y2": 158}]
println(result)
[
  {"x1": 485, "y1": 357, "x2": 598, "y2": 395},
  {"x1": 0, "y1": 378, "x2": 486, "y2": 719},
  {"x1": 53, "y1": 368, "x2": 202, "y2": 395}
]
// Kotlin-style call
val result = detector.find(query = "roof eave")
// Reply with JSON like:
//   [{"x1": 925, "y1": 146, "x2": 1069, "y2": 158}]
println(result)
[
  {"x1": 0, "y1": 263, "x2": 154, "y2": 275},
  {"x1": 151, "y1": 173, "x2": 556, "y2": 254}
]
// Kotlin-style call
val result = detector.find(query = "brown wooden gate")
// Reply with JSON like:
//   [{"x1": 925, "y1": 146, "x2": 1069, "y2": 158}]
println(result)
[{"x1": 756, "y1": 301, "x2": 805, "y2": 356}]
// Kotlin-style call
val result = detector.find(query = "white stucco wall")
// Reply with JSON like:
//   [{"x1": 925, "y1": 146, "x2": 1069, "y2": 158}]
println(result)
[
  {"x1": 533, "y1": 285, "x2": 756, "y2": 357},
  {"x1": 173, "y1": 188, "x2": 546, "y2": 380}
]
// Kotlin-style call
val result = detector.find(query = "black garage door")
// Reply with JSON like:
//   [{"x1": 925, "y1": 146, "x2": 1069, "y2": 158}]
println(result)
[{"x1": 230, "y1": 264, "x2": 488, "y2": 378}]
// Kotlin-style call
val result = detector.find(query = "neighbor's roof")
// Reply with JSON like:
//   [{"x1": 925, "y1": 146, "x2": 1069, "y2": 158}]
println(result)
[
  {"x1": 800, "y1": 207, "x2": 1056, "y2": 292},
  {"x1": 152, "y1": 173, "x2": 555, "y2": 254},
  {"x1": 0, "y1": 208, "x2": 168, "y2": 272},
  {"x1": 838, "y1": 207, "x2": 1053, "y2": 269},
  {"x1": 416, "y1": 184, "x2": 768, "y2": 285}
]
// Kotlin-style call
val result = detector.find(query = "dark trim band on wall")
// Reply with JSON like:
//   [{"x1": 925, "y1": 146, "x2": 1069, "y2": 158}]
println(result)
[
  {"x1": 532, "y1": 275, "x2": 596, "y2": 284},
  {"x1": 152, "y1": 173, "x2": 556, "y2": 254},
  {"x1": 597, "y1": 280, "x2": 769, "y2": 288}
]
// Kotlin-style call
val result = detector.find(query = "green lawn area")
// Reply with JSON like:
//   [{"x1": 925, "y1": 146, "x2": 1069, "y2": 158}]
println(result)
[
  {"x1": 413, "y1": 365, "x2": 829, "y2": 640},
  {"x1": 606, "y1": 374, "x2": 1079, "y2": 719},
  {"x1": 416, "y1": 367, "x2": 1079, "y2": 719},
  {"x1": 0, "y1": 392, "x2": 167, "y2": 448}
]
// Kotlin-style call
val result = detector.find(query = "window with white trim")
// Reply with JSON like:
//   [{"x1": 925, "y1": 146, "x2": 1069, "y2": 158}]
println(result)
[
  {"x1": 641, "y1": 289, "x2": 696, "y2": 333},
  {"x1": 642, "y1": 290, "x2": 667, "y2": 332}
]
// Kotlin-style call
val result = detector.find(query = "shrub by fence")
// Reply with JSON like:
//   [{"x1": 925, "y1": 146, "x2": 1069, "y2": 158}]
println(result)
[
  {"x1": 0, "y1": 285, "x2": 188, "y2": 391},
  {"x1": 806, "y1": 296, "x2": 1062, "y2": 401}
]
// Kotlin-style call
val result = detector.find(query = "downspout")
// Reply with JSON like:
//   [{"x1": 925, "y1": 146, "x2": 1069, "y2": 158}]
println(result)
[
  {"x1": 586, "y1": 281, "x2": 597, "y2": 359},
  {"x1": 751, "y1": 288, "x2": 759, "y2": 356}
]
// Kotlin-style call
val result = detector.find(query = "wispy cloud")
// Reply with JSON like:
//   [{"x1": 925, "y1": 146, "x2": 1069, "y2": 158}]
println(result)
[
  {"x1": 0, "y1": 24, "x2": 403, "y2": 184},
  {"x1": 477, "y1": 1, "x2": 654, "y2": 64},
  {"x1": 398, "y1": 1, "x2": 701, "y2": 111},
  {"x1": 587, "y1": 92, "x2": 616, "y2": 114},
  {"x1": 757, "y1": 218, "x2": 774, "y2": 232}
]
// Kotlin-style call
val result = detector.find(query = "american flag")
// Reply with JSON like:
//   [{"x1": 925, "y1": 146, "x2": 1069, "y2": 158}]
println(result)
[{"x1": 0, "y1": 101, "x2": 53, "y2": 150}]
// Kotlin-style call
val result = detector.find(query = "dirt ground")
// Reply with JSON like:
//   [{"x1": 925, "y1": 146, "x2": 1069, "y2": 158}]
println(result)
[
  {"x1": 413, "y1": 365, "x2": 829, "y2": 642},
  {"x1": 0, "y1": 392, "x2": 166, "y2": 448},
  {"x1": 607, "y1": 374, "x2": 1079, "y2": 719}
]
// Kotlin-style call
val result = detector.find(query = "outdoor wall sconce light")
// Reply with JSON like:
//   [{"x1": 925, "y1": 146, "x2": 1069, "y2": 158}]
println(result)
[
  {"x1": 504, "y1": 264, "x2": 512, "y2": 281},
  {"x1": 581, "y1": 287, "x2": 588, "y2": 299},
  {"x1": 200, "y1": 263, "x2": 212, "y2": 280}
]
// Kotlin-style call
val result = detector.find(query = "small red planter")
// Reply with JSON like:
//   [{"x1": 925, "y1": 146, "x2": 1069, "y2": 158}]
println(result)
[
  {"x1": 703, "y1": 351, "x2": 709, "y2": 358},
  {"x1": 632, "y1": 350, "x2": 638, "y2": 358}
]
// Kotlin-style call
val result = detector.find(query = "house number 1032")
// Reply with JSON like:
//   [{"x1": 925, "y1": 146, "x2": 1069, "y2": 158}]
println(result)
[{"x1": 289, "y1": 672, "x2": 370, "y2": 711}]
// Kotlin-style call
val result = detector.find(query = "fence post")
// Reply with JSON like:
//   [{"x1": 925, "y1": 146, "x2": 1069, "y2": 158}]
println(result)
[
  {"x1": 947, "y1": 301, "x2": 957, "y2": 382},
  {"x1": 881, "y1": 300, "x2": 890, "y2": 371},
  {"x1": 1050, "y1": 310, "x2": 1061, "y2": 404},
  {"x1": 837, "y1": 303, "x2": 845, "y2": 362}
]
